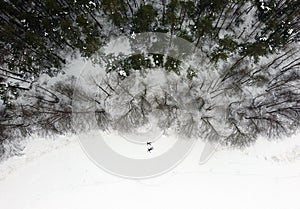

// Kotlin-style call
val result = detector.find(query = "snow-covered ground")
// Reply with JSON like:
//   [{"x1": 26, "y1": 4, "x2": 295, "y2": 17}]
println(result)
[{"x1": 1, "y1": 131, "x2": 300, "y2": 209}]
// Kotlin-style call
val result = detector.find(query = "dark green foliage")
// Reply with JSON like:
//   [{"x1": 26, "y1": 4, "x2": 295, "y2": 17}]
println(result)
[
  {"x1": 108, "y1": 54, "x2": 182, "y2": 77},
  {"x1": 240, "y1": 41, "x2": 269, "y2": 63},
  {"x1": 165, "y1": 56, "x2": 181, "y2": 74},
  {"x1": 101, "y1": 0, "x2": 128, "y2": 27},
  {"x1": 254, "y1": 0, "x2": 300, "y2": 50},
  {"x1": 211, "y1": 35, "x2": 239, "y2": 62},
  {"x1": 165, "y1": 0, "x2": 180, "y2": 31},
  {"x1": 193, "y1": 15, "x2": 215, "y2": 39},
  {"x1": 132, "y1": 5, "x2": 158, "y2": 32},
  {"x1": 219, "y1": 36, "x2": 239, "y2": 52}
]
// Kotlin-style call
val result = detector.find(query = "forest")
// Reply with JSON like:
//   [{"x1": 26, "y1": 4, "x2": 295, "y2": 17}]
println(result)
[{"x1": 0, "y1": 0, "x2": 300, "y2": 157}]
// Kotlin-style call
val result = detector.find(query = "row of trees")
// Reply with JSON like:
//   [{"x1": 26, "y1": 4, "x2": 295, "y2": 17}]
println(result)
[{"x1": 1, "y1": 0, "x2": 299, "y2": 79}]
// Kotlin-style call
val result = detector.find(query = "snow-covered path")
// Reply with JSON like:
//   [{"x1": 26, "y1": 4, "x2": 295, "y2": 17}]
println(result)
[{"x1": 1, "y1": 132, "x2": 300, "y2": 209}]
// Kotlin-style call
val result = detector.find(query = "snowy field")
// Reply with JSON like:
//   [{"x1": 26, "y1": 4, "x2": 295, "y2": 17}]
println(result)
[{"x1": 1, "y1": 131, "x2": 300, "y2": 209}]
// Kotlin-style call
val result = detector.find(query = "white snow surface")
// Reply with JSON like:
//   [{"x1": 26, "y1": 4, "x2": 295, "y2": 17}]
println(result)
[{"x1": 1, "y1": 131, "x2": 300, "y2": 209}]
